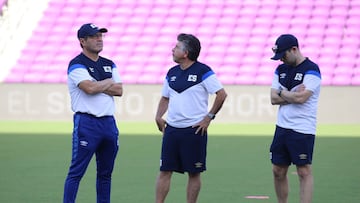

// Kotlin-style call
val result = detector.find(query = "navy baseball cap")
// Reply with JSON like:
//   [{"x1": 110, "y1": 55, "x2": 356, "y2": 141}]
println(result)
[
  {"x1": 77, "y1": 23, "x2": 108, "y2": 39},
  {"x1": 271, "y1": 34, "x2": 299, "y2": 60}
]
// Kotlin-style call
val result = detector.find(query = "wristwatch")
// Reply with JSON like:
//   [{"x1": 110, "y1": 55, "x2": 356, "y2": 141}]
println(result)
[{"x1": 207, "y1": 113, "x2": 216, "y2": 120}]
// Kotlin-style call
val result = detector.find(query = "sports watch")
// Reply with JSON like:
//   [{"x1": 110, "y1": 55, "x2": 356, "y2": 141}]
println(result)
[{"x1": 207, "y1": 113, "x2": 216, "y2": 120}]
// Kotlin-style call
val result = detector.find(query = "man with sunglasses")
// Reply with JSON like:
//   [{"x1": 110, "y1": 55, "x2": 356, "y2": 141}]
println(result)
[
  {"x1": 63, "y1": 23, "x2": 123, "y2": 203},
  {"x1": 269, "y1": 34, "x2": 321, "y2": 203}
]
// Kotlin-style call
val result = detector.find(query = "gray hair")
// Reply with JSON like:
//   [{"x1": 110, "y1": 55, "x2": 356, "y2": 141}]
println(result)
[{"x1": 177, "y1": 33, "x2": 201, "y2": 61}]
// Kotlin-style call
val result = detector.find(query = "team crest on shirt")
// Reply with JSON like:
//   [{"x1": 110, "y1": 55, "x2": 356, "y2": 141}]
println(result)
[
  {"x1": 103, "y1": 66, "x2": 112, "y2": 72},
  {"x1": 294, "y1": 73, "x2": 303, "y2": 81},
  {"x1": 188, "y1": 74, "x2": 197, "y2": 82}
]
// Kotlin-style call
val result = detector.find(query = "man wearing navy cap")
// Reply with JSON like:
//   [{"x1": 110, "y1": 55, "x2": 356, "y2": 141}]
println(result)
[
  {"x1": 77, "y1": 23, "x2": 108, "y2": 39},
  {"x1": 269, "y1": 34, "x2": 321, "y2": 203},
  {"x1": 63, "y1": 23, "x2": 123, "y2": 203}
]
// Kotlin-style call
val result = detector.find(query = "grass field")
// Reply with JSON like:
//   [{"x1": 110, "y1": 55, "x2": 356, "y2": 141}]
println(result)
[{"x1": 0, "y1": 121, "x2": 359, "y2": 203}]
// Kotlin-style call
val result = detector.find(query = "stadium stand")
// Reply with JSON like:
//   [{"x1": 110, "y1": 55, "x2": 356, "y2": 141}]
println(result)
[
  {"x1": 0, "y1": 0, "x2": 6, "y2": 12},
  {"x1": 1, "y1": 0, "x2": 360, "y2": 85},
  {"x1": 0, "y1": 0, "x2": 49, "y2": 82}
]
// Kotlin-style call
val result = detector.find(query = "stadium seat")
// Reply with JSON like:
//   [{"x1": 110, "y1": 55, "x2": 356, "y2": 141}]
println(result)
[
  {"x1": 332, "y1": 74, "x2": 353, "y2": 86},
  {"x1": 351, "y1": 74, "x2": 360, "y2": 85},
  {"x1": 2, "y1": 0, "x2": 359, "y2": 86}
]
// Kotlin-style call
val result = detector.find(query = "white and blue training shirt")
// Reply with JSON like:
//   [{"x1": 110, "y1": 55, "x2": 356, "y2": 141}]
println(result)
[
  {"x1": 67, "y1": 53, "x2": 122, "y2": 117},
  {"x1": 271, "y1": 58, "x2": 321, "y2": 134},
  {"x1": 162, "y1": 61, "x2": 223, "y2": 128}
]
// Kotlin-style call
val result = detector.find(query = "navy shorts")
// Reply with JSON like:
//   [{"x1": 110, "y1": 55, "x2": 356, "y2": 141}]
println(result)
[
  {"x1": 270, "y1": 125, "x2": 315, "y2": 166},
  {"x1": 160, "y1": 125, "x2": 207, "y2": 174}
]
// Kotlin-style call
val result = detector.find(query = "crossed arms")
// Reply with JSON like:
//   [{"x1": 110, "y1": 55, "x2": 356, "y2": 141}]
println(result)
[
  {"x1": 78, "y1": 78, "x2": 123, "y2": 97},
  {"x1": 270, "y1": 84, "x2": 312, "y2": 105}
]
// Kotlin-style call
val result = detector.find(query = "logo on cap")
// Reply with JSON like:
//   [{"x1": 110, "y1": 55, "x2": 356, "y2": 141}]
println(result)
[
  {"x1": 77, "y1": 23, "x2": 108, "y2": 39},
  {"x1": 271, "y1": 34, "x2": 298, "y2": 60},
  {"x1": 272, "y1": 45, "x2": 278, "y2": 54}
]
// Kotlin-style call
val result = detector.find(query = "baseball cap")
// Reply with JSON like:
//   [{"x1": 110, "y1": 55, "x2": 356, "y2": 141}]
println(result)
[
  {"x1": 271, "y1": 34, "x2": 299, "y2": 60},
  {"x1": 77, "y1": 23, "x2": 108, "y2": 39}
]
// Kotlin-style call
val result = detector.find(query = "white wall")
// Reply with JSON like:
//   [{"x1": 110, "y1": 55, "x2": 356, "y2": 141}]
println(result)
[{"x1": 0, "y1": 84, "x2": 359, "y2": 124}]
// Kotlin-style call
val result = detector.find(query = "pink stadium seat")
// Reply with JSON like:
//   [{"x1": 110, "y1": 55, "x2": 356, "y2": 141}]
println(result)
[
  {"x1": 259, "y1": 62, "x2": 277, "y2": 76},
  {"x1": 255, "y1": 73, "x2": 273, "y2": 85},
  {"x1": 320, "y1": 73, "x2": 332, "y2": 85},
  {"x1": 120, "y1": 72, "x2": 139, "y2": 84},
  {"x1": 353, "y1": 67, "x2": 360, "y2": 75},
  {"x1": 137, "y1": 73, "x2": 165, "y2": 84},
  {"x1": 22, "y1": 72, "x2": 45, "y2": 83},
  {"x1": 331, "y1": 74, "x2": 353, "y2": 86},
  {"x1": 41, "y1": 73, "x2": 64, "y2": 83},
  {"x1": 351, "y1": 75, "x2": 360, "y2": 85},
  {"x1": 235, "y1": 74, "x2": 255, "y2": 85},
  {"x1": 217, "y1": 74, "x2": 237, "y2": 85},
  {"x1": 4, "y1": 74, "x2": 25, "y2": 83},
  {"x1": 0, "y1": 0, "x2": 7, "y2": 8},
  {"x1": 3, "y1": 0, "x2": 359, "y2": 86},
  {"x1": 217, "y1": 65, "x2": 239, "y2": 75}
]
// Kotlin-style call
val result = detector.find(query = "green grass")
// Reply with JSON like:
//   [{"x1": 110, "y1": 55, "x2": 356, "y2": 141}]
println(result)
[
  {"x1": 0, "y1": 122, "x2": 359, "y2": 202},
  {"x1": 1, "y1": 121, "x2": 360, "y2": 137}
]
